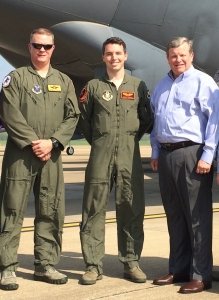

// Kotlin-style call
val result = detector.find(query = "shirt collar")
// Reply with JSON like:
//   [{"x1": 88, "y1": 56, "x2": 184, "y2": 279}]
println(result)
[{"x1": 168, "y1": 65, "x2": 195, "y2": 81}]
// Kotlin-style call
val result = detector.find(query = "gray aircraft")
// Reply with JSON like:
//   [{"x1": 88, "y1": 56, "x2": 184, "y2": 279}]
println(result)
[
  {"x1": 0, "y1": 0, "x2": 218, "y2": 152},
  {"x1": 1, "y1": 0, "x2": 218, "y2": 92}
]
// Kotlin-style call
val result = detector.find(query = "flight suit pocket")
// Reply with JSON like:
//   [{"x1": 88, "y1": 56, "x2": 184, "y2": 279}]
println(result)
[
  {"x1": 53, "y1": 95, "x2": 62, "y2": 106},
  {"x1": 92, "y1": 112, "x2": 111, "y2": 136},
  {"x1": 4, "y1": 178, "x2": 31, "y2": 211},
  {"x1": 126, "y1": 104, "x2": 139, "y2": 133},
  {"x1": 39, "y1": 187, "x2": 61, "y2": 217}
]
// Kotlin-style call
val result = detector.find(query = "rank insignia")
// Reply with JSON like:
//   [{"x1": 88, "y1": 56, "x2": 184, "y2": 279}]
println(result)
[
  {"x1": 2, "y1": 75, "x2": 11, "y2": 88},
  {"x1": 32, "y1": 84, "x2": 42, "y2": 94},
  {"x1": 48, "y1": 85, "x2": 61, "y2": 91},
  {"x1": 102, "y1": 90, "x2": 113, "y2": 101},
  {"x1": 79, "y1": 87, "x2": 88, "y2": 103},
  {"x1": 121, "y1": 91, "x2": 135, "y2": 100}
]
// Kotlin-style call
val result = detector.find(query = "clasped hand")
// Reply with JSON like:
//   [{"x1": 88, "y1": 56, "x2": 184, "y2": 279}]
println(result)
[{"x1": 31, "y1": 139, "x2": 53, "y2": 161}]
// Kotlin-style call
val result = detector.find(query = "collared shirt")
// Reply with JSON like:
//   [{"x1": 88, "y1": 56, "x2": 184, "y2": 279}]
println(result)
[{"x1": 150, "y1": 66, "x2": 219, "y2": 164}]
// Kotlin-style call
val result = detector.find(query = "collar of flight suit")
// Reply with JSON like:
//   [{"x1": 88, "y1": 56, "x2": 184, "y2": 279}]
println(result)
[
  {"x1": 27, "y1": 64, "x2": 54, "y2": 77},
  {"x1": 103, "y1": 71, "x2": 131, "y2": 85}
]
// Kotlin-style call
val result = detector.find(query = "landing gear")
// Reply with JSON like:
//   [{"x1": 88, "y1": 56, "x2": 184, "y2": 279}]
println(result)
[{"x1": 66, "y1": 146, "x2": 74, "y2": 155}]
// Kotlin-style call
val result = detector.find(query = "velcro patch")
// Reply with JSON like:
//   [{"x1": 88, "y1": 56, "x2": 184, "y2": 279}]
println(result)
[
  {"x1": 2, "y1": 75, "x2": 11, "y2": 88},
  {"x1": 120, "y1": 91, "x2": 135, "y2": 100},
  {"x1": 102, "y1": 90, "x2": 113, "y2": 101},
  {"x1": 79, "y1": 87, "x2": 88, "y2": 103},
  {"x1": 48, "y1": 85, "x2": 61, "y2": 91}
]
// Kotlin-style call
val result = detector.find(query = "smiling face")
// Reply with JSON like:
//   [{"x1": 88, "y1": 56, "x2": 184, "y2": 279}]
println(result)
[
  {"x1": 28, "y1": 32, "x2": 55, "y2": 68},
  {"x1": 102, "y1": 43, "x2": 128, "y2": 73},
  {"x1": 167, "y1": 42, "x2": 194, "y2": 77}
]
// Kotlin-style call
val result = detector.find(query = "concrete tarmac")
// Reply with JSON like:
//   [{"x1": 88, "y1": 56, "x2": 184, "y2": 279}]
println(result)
[{"x1": 0, "y1": 145, "x2": 219, "y2": 300}]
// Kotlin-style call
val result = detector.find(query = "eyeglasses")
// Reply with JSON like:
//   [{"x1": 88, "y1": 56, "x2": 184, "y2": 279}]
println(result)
[{"x1": 31, "y1": 43, "x2": 54, "y2": 50}]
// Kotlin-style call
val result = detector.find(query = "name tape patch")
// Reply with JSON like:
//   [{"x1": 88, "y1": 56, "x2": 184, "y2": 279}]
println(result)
[
  {"x1": 48, "y1": 85, "x2": 61, "y2": 91},
  {"x1": 120, "y1": 91, "x2": 135, "y2": 100}
]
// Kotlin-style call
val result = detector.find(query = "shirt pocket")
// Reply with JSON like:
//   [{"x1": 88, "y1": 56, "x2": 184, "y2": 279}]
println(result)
[{"x1": 174, "y1": 96, "x2": 200, "y2": 116}]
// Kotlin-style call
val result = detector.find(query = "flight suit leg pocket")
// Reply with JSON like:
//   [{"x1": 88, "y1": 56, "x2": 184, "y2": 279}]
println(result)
[
  {"x1": 38, "y1": 188, "x2": 62, "y2": 218},
  {"x1": 4, "y1": 178, "x2": 30, "y2": 211},
  {"x1": 115, "y1": 174, "x2": 133, "y2": 206},
  {"x1": 2, "y1": 178, "x2": 30, "y2": 232}
]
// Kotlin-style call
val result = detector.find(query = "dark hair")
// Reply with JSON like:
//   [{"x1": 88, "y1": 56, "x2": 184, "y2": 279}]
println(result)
[
  {"x1": 30, "y1": 28, "x2": 54, "y2": 43},
  {"x1": 102, "y1": 37, "x2": 126, "y2": 54}
]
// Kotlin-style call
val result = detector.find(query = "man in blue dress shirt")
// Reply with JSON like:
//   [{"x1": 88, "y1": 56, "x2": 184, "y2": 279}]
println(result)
[{"x1": 150, "y1": 37, "x2": 219, "y2": 294}]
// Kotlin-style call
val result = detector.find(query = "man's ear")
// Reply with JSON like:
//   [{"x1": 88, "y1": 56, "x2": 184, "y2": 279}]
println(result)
[{"x1": 28, "y1": 43, "x2": 31, "y2": 53}]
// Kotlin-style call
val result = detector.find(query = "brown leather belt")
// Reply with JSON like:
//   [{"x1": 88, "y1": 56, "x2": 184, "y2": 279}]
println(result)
[{"x1": 160, "y1": 141, "x2": 200, "y2": 151}]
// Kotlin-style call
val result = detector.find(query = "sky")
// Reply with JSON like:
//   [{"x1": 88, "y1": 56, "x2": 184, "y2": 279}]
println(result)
[{"x1": 0, "y1": 55, "x2": 14, "y2": 87}]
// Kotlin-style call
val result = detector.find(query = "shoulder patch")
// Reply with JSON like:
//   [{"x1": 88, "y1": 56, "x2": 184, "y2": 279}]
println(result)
[
  {"x1": 2, "y1": 75, "x2": 11, "y2": 88},
  {"x1": 79, "y1": 87, "x2": 88, "y2": 103}
]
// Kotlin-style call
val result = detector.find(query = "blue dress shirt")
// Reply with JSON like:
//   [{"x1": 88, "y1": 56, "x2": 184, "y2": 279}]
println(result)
[{"x1": 150, "y1": 66, "x2": 219, "y2": 164}]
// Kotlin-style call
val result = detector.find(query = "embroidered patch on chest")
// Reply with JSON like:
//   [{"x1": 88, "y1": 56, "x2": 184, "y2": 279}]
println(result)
[
  {"x1": 32, "y1": 84, "x2": 42, "y2": 94},
  {"x1": 120, "y1": 91, "x2": 135, "y2": 100},
  {"x1": 48, "y1": 85, "x2": 61, "y2": 91},
  {"x1": 102, "y1": 90, "x2": 113, "y2": 101}
]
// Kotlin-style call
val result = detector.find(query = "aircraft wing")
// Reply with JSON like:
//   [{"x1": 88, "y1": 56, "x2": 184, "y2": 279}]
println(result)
[
  {"x1": 3, "y1": 0, "x2": 219, "y2": 148},
  {"x1": 51, "y1": 21, "x2": 169, "y2": 92}
]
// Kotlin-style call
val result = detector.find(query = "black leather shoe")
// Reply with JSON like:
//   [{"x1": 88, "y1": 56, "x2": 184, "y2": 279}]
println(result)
[
  {"x1": 178, "y1": 280, "x2": 212, "y2": 294},
  {"x1": 153, "y1": 273, "x2": 190, "y2": 286}
]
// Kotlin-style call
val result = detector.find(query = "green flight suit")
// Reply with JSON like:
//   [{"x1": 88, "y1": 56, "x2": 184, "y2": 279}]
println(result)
[
  {"x1": 0, "y1": 66, "x2": 80, "y2": 271},
  {"x1": 79, "y1": 73, "x2": 153, "y2": 274}
]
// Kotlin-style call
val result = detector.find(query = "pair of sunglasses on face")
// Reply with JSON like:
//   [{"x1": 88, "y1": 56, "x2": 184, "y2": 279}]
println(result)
[{"x1": 31, "y1": 43, "x2": 54, "y2": 50}]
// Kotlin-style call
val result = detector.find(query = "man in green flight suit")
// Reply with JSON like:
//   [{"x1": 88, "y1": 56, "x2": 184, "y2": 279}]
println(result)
[
  {"x1": 79, "y1": 37, "x2": 153, "y2": 285},
  {"x1": 0, "y1": 28, "x2": 80, "y2": 290}
]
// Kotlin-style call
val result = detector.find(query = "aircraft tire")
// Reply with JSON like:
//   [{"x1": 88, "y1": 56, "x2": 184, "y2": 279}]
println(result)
[{"x1": 66, "y1": 146, "x2": 74, "y2": 155}]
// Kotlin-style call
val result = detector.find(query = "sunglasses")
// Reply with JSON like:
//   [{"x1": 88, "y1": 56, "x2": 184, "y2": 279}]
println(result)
[{"x1": 31, "y1": 43, "x2": 54, "y2": 50}]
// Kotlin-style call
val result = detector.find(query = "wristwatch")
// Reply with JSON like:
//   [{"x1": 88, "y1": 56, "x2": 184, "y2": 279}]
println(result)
[{"x1": 50, "y1": 137, "x2": 60, "y2": 149}]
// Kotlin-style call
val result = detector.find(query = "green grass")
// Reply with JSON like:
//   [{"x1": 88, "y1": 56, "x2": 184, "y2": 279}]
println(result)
[
  {"x1": 140, "y1": 134, "x2": 150, "y2": 145},
  {"x1": 0, "y1": 132, "x2": 7, "y2": 145},
  {"x1": 0, "y1": 133, "x2": 150, "y2": 146}
]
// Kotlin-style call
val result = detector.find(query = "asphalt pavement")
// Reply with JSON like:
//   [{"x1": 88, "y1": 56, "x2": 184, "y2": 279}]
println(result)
[{"x1": 0, "y1": 145, "x2": 219, "y2": 300}]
